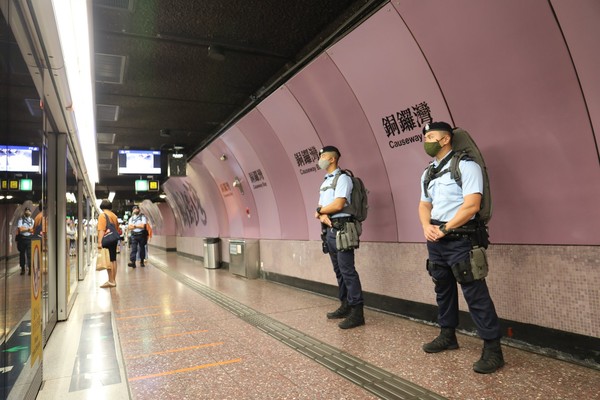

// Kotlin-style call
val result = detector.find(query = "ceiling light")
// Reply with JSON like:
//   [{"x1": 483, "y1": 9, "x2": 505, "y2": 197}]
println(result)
[
  {"x1": 108, "y1": 192, "x2": 116, "y2": 202},
  {"x1": 159, "y1": 193, "x2": 167, "y2": 199},
  {"x1": 53, "y1": 0, "x2": 99, "y2": 184}
]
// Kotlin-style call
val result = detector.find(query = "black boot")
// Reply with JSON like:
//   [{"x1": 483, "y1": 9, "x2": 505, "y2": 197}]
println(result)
[
  {"x1": 338, "y1": 304, "x2": 365, "y2": 329},
  {"x1": 20, "y1": 267, "x2": 25, "y2": 275},
  {"x1": 473, "y1": 339, "x2": 504, "y2": 374},
  {"x1": 326, "y1": 300, "x2": 350, "y2": 319},
  {"x1": 422, "y1": 327, "x2": 459, "y2": 353}
]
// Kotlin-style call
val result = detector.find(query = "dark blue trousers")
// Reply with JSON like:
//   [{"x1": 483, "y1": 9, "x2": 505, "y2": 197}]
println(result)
[
  {"x1": 325, "y1": 227, "x2": 363, "y2": 306},
  {"x1": 18, "y1": 237, "x2": 32, "y2": 269},
  {"x1": 427, "y1": 237, "x2": 501, "y2": 340},
  {"x1": 130, "y1": 234, "x2": 147, "y2": 263}
]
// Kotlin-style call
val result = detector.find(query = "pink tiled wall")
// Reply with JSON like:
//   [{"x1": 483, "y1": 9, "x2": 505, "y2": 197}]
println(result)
[{"x1": 260, "y1": 240, "x2": 600, "y2": 338}]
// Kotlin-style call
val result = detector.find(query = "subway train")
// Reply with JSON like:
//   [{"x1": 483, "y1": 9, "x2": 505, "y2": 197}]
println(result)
[{"x1": 0, "y1": 0, "x2": 598, "y2": 399}]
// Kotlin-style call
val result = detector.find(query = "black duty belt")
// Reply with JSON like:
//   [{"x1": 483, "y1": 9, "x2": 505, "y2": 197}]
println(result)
[
  {"x1": 430, "y1": 219, "x2": 477, "y2": 229},
  {"x1": 330, "y1": 216, "x2": 354, "y2": 230}
]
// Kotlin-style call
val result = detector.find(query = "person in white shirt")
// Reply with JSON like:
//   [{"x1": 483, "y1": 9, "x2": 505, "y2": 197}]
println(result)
[{"x1": 128, "y1": 205, "x2": 148, "y2": 268}]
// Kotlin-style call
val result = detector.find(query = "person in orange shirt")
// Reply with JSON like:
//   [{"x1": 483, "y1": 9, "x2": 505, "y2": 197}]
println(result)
[
  {"x1": 97, "y1": 199, "x2": 120, "y2": 288},
  {"x1": 33, "y1": 204, "x2": 46, "y2": 233},
  {"x1": 33, "y1": 204, "x2": 47, "y2": 252}
]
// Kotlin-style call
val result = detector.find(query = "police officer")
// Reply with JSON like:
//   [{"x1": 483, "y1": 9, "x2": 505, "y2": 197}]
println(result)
[
  {"x1": 128, "y1": 205, "x2": 148, "y2": 268},
  {"x1": 419, "y1": 122, "x2": 504, "y2": 374},
  {"x1": 17, "y1": 207, "x2": 34, "y2": 275},
  {"x1": 316, "y1": 146, "x2": 365, "y2": 329}
]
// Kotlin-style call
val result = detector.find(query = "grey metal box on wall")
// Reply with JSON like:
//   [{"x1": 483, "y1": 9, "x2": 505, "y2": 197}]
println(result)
[{"x1": 229, "y1": 239, "x2": 260, "y2": 279}]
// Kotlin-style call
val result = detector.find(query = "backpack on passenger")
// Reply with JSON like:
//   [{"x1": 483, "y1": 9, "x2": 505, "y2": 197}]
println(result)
[
  {"x1": 423, "y1": 127, "x2": 492, "y2": 225},
  {"x1": 325, "y1": 169, "x2": 369, "y2": 230}
]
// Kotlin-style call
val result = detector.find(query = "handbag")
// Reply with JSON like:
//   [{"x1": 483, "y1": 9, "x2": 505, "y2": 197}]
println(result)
[
  {"x1": 96, "y1": 248, "x2": 112, "y2": 271},
  {"x1": 101, "y1": 213, "x2": 120, "y2": 247}
]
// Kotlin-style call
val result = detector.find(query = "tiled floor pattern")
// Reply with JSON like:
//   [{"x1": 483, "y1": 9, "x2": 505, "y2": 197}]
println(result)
[
  {"x1": 114, "y1": 249, "x2": 600, "y2": 400},
  {"x1": 38, "y1": 248, "x2": 600, "y2": 399},
  {"x1": 152, "y1": 260, "x2": 445, "y2": 400}
]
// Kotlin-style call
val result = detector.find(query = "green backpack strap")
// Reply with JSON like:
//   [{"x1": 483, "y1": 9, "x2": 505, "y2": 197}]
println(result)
[
  {"x1": 320, "y1": 170, "x2": 343, "y2": 192},
  {"x1": 449, "y1": 151, "x2": 469, "y2": 188}
]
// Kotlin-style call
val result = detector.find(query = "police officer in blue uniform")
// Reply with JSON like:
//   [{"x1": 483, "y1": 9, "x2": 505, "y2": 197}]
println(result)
[
  {"x1": 418, "y1": 122, "x2": 504, "y2": 374},
  {"x1": 17, "y1": 207, "x2": 34, "y2": 275},
  {"x1": 128, "y1": 205, "x2": 148, "y2": 268},
  {"x1": 316, "y1": 146, "x2": 365, "y2": 329}
]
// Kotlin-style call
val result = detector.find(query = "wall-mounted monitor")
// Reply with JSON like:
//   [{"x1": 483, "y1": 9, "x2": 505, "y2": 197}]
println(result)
[
  {"x1": 117, "y1": 149, "x2": 161, "y2": 175},
  {"x1": 0, "y1": 145, "x2": 41, "y2": 173}
]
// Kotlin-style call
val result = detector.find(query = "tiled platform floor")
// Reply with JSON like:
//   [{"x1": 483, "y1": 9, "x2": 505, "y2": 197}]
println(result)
[{"x1": 38, "y1": 248, "x2": 600, "y2": 399}]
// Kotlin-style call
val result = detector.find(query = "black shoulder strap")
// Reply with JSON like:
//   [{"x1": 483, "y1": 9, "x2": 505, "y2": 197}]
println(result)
[
  {"x1": 423, "y1": 151, "x2": 454, "y2": 197},
  {"x1": 104, "y1": 213, "x2": 113, "y2": 228}
]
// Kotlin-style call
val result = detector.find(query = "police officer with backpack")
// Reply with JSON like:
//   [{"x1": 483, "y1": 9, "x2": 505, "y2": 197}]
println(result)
[
  {"x1": 316, "y1": 146, "x2": 365, "y2": 329},
  {"x1": 418, "y1": 122, "x2": 504, "y2": 374}
]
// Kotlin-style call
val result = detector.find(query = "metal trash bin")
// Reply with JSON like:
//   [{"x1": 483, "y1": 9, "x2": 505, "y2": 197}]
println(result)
[
  {"x1": 229, "y1": 239, "x2": 260, "y2": 279},
  {"x1": 203, "y1": 237, "x2": 221, "y2": 269}
]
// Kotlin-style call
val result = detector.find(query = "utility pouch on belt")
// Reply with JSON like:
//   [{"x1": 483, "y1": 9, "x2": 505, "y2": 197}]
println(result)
[
  {"x1": 451, "y1": 247, "x2": 489, "y2": 283},
  {"x1": 469, "y1": 246, "x2": 489, "y2": 280},
  {"x1": 473, "y1": 226, "x2": 490, "y2": 249},
  {"x1": 335, "y1": 221, "x2": 360, "y2": 251},
  {"x1": 320, "y1": 224, "x2": 329, "y2": 254}
]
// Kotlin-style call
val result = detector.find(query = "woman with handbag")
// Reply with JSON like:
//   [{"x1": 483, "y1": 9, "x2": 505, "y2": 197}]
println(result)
[{"x1": 97, "y1": 199, "x2": 120, "y2": 288}]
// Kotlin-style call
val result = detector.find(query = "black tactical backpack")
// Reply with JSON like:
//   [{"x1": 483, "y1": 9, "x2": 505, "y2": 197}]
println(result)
[
  {"x1": 423, "y1": 127, "x2": 492, "y2": 225},
  {"x1": 323, "y1": 169, "x2": 369, "y2": 222}
]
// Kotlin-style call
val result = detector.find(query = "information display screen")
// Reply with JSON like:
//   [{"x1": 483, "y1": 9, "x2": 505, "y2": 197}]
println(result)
[
  {"x1": 118, "y1": 149, "x2": 161, "y2": 175},
  {"x1": 0, "y1": 145, "x2": 41, "y2": 173}
]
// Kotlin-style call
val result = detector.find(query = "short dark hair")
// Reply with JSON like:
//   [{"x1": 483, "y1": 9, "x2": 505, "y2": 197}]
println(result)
[
  {"x1": 422, "y1": 121, "x2": 454, "y2": 136},
  {"x1": 99, "y1": 199, "x2": 112, "y2": 210},
  {"x1": 319, "y1": 146, "x2": 341, "y2": 159}
]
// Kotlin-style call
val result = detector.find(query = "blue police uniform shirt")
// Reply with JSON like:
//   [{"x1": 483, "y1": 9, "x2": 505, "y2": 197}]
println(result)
[
  {"x1": 420, "y1": 153, "x2": 483, "y2": 222},
  {"x1": 18, "y1": 216, "x2": 34, "y2": 236},
  {"x1": 319, "y1": 168, "x2": 352, "y2": 218},
  {"x1": 130, "y1": 214, "x2": 147, "y2": 233}
]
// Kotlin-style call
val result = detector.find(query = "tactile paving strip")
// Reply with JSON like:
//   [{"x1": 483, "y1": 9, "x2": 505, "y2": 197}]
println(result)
[{"x1": 152, "y1": 261, "x2": 446, "y2": 400}]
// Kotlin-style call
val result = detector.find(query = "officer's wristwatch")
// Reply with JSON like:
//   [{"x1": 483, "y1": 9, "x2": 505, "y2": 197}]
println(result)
[
  {"x1": 439, "y1": 224, "x2": 450, "y2": 235},
  {"x1": 316, "y1": 207, "x2": 322, "y2": 215}
]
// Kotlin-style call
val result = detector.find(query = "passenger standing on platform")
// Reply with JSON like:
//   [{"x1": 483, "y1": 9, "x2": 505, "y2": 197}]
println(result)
[
  {"x1": 33, "y1": 204, "x2": 45, "y2": 238},
  {"x1": 418, "y1": 122, "x2": 504, "y2": 374},
  {"x1": 97, "y1": 199, "x2": 119, "y2": 288},
  {"x1": 17, "y1": 207, "x2": 34, "y2": 275},
  {"x1": 316, "y1": 146, "x2": 365, "y2": 329},
  {"x1": 128, "y1": 205, "x2": 148, "y2": 268},
  {"x1": 66, "y1": 218, "x2": 77, "y2": 256}
]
